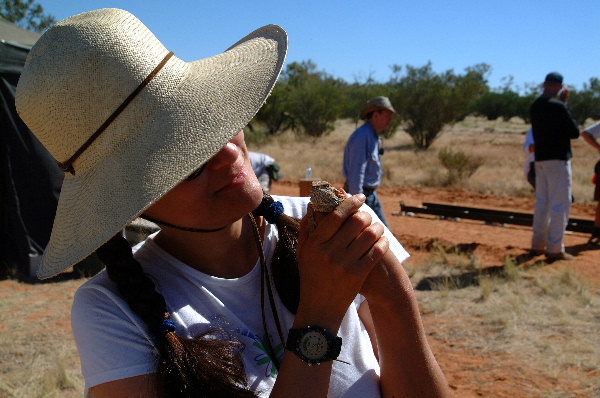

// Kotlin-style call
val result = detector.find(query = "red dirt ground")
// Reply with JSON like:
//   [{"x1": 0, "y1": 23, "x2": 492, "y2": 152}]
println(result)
[
  {"x1": 270, "y1": 180, "x2": 599, "y2": 290},
  {"x1": 270, "y1": 179, "x2": 599, "y2": 398}
]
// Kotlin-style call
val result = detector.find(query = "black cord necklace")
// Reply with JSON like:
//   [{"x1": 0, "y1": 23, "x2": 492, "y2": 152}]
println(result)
[
  {"x1": 142, "y1": 211, "x2": 284, "y2": 370},
  {"x1": 140, "y1": 214, "x2": 227, "y2": 233},
  {"x1": 249, "y1": 212, "x2": 284, "y2": 372}
]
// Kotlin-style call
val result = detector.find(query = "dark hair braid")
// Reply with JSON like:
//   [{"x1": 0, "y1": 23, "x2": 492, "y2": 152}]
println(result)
[
  {"x1": 96, "y1": 234, "x2": 259, "y2": 398},
  {"x1": 252, "y1": 194, "x2": 301, "y2": 314}
]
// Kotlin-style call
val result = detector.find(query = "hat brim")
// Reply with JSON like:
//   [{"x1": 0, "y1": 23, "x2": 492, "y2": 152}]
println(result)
[
  {"x1": 37, "y1": 25, "x2": 287, "y2": 278},
  {"x1": 360, "y1": 105, "x2": 397, "y2": 120}
]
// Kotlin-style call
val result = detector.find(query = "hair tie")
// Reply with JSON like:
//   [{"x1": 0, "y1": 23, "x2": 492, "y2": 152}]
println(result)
[
  {"x1": 263, "y1": 201, "x2": 284, "y2": 224},
  {"x1": 152, "y1": 319, "x2": 176, "y2": 339},
  {"x1": 253, "y1": 194, "x2": 285, "y2": 224}
]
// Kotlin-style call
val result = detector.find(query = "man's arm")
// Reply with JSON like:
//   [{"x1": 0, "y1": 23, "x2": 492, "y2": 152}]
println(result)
[
  {"x1": 582, "y1": 131, "x2": 600, "y2": 152},
  {"x1": 555, "y1": 85, "x2": 580, "y2": 139},
  {"x1": 344, "y1": 133, "x2": 369, "y2": 194},
  {"x1": 560, "y1": 105, "x2": 580, "y2": 139},
  {"x1": 523, "y1": 129, "x2": 535, "y2": 154}
]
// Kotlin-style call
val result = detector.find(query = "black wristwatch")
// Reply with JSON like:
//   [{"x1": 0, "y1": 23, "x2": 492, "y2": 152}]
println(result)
[{"x1": 286, "y1": 326, "x2": 342, "y2": 365}]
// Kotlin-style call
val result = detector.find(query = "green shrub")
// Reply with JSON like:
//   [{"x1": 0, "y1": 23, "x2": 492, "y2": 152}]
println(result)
[
  {"x1": 438, "y1": 147, "x2": 484, "y2": 184},
  {"x1": 390, "y1": 62, "x2": 489, "y2": 149}
]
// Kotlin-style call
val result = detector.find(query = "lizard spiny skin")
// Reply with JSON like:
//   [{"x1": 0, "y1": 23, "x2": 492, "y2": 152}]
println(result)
[{"x1": 308, "y1": 181, "x2": 347, "y2": 234}]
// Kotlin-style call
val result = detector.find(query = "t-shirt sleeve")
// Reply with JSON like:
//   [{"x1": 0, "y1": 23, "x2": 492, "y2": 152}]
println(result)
[{"x1": 71, "y1": 275, "x2": 159, "y2": 390}]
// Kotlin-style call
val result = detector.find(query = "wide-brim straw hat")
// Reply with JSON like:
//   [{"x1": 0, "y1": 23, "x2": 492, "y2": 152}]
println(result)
[
  {"x1": 15, "y1": 8, "x2": 287, "y2": 279},
  {"x1": 360, "y1": 96, "x2": 398, "y2": 120}
]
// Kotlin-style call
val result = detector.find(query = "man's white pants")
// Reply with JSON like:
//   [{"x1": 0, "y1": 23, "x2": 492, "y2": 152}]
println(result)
[{"x1": 532, "y1": 160, "x2": 572, "y2": 254}]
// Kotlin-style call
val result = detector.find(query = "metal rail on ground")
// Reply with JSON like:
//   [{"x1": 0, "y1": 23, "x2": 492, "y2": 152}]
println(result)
[{"x1": 398, "y1": 202, "x2": 595, "y2": 234}]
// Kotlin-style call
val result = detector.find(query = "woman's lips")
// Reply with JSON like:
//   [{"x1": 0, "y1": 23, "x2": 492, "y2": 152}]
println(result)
[{"x1": 215, "y1": 165, "x2": 249, "y2": 193}]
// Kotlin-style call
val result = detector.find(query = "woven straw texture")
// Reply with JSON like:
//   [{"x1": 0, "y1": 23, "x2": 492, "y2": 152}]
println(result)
[{"x1": 15, "y1": 8, "x2": 287, "y2": 278}]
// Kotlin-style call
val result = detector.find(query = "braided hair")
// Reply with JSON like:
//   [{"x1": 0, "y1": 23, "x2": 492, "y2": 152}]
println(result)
[
  {"x1": 96, "y1": 235, "x2": 259, "y2": 398},
  {"x1": 252, "y1": 194, "x2": 301, "y2": 314},
  {"x1": 95, "y1": 193, "x2": 302, "y2": 397}
]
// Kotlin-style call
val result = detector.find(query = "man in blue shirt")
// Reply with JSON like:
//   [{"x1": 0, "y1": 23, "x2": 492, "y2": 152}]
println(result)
[{"x1": 343, "y1": 96, "x2": 397, "y2": 229}]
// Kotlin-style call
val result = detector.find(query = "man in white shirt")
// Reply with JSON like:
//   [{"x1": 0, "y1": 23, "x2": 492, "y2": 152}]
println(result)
[
  {"x1": 522, "y1": 128, "x2": 535, "y2": 188},
  {"x1": 249, "y1": 151, "x2": 280, "y2": 192},
  {"x1": 581, "y1": 121, "x2": 600, "y2": 242}
]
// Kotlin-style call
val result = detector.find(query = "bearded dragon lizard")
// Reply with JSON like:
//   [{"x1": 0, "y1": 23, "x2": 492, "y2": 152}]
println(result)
[{"x1": 307, "y1": 180, "x2": 347, "y2": 234}]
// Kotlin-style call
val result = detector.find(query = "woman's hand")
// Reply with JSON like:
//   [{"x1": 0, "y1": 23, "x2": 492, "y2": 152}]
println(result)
[{"x1": 294, "y1": 194, "x2": 388, "y2": 330}]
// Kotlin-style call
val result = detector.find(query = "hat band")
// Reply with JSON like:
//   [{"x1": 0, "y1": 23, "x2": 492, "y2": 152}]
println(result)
[{"x1": 57, "y1": 51, "x2": 175, "y2": 175}]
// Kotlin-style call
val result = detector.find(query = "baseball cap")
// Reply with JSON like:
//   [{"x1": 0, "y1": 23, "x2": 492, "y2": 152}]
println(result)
[{"x1": 544, "y1": 72, "x2": 563, "y2": 84}]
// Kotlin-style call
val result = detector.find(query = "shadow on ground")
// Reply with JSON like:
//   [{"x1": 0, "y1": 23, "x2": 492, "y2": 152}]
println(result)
[{"x1": 415, "y1": 240, "x2": 599, "y2": 291}]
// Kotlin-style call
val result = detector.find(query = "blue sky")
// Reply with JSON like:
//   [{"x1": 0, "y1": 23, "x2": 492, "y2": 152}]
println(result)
[{"x1": 38, "y1": 0, "x2": 598, "y2": 93}]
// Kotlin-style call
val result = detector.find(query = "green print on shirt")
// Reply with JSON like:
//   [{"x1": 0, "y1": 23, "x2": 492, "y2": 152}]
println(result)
[{"x1": 253, "y1": 333, "x2": 283, "y2": 378}]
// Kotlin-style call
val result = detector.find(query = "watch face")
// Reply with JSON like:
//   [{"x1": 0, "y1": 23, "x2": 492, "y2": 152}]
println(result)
[{"x1": 299, "y1": 330, "x2": 329, "y2": 360}]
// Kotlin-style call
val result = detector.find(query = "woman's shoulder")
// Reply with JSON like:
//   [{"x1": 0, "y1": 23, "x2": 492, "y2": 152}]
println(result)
[
  {"x1": 72, "y1": 269, "x2": 126, "y2": 320},
  {"x1": 74, "y1": 268, "x2": 113, "y2": 296},
  {"x1": 73, "y1": 237, "x2": 160, "y2": 305}
]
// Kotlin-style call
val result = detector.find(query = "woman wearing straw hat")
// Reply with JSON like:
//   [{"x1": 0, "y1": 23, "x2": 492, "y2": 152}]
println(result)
[{"x1": 16, "y1": 8, "x2": 449, "y2": 398}]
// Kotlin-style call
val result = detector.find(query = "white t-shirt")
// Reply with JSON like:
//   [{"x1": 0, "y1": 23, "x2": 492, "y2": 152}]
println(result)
[
  {"x1": 522, "y1": 128, "x2": 535, "y2": 177},
  {"x1": 72, "y1": 195, "x2": 409, "y2": 397},
  {"x1": 585, "y1": 121, "x2": 600, "y2": 139}
]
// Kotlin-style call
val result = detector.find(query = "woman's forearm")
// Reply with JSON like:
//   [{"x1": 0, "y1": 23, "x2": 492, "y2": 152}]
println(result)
[{"x1": 362, "y1": 252, "x2": 451, "y2": 398}]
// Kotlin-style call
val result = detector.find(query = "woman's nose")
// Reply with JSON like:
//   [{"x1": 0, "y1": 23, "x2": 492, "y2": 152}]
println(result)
[{"x1": 206, "y1": 141, "x2": 240, "y2": 170}]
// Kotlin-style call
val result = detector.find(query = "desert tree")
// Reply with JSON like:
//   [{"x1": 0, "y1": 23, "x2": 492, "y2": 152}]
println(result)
[
  {"x1": 453, "y1": 63, "x2": 491, "y2": 120},
  {"x1": 390, "y1": 62, "x2": 488, "y2": 149},
  {"x1": 0, "y1": 0, "x2": 55, "y2": 32},
  {"x1": 472, "y1": 91, "x2": 523, "y2": 122},
  {"x1": 568, "y1": 78, "x2": 600, "y2": 125},
  {"x1": 472, "y1": 92, "x2": 508, "y2": 121},
  {"x1": 282, "y1": 61, "x2": 345, "y2": 138},
  {"x1": 340, "y1": 78, "x2": 392, "y2": 121},
  {"x1": 252, "y1": 81, "x2": 290, "y2": 136}
]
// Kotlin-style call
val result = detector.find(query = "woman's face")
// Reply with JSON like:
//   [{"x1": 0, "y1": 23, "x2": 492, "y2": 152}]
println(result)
[{"x1": 144, "y1": 129, "x2": 264, "y2": 230}]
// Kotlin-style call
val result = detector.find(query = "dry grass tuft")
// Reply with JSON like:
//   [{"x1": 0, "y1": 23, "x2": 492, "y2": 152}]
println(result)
[
  {"x1": 0, "y1": 279, "x2": 84, "y2": 398},
  {"x1": 406, "y1": 247, "x2": 600, "y2": 397}
]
